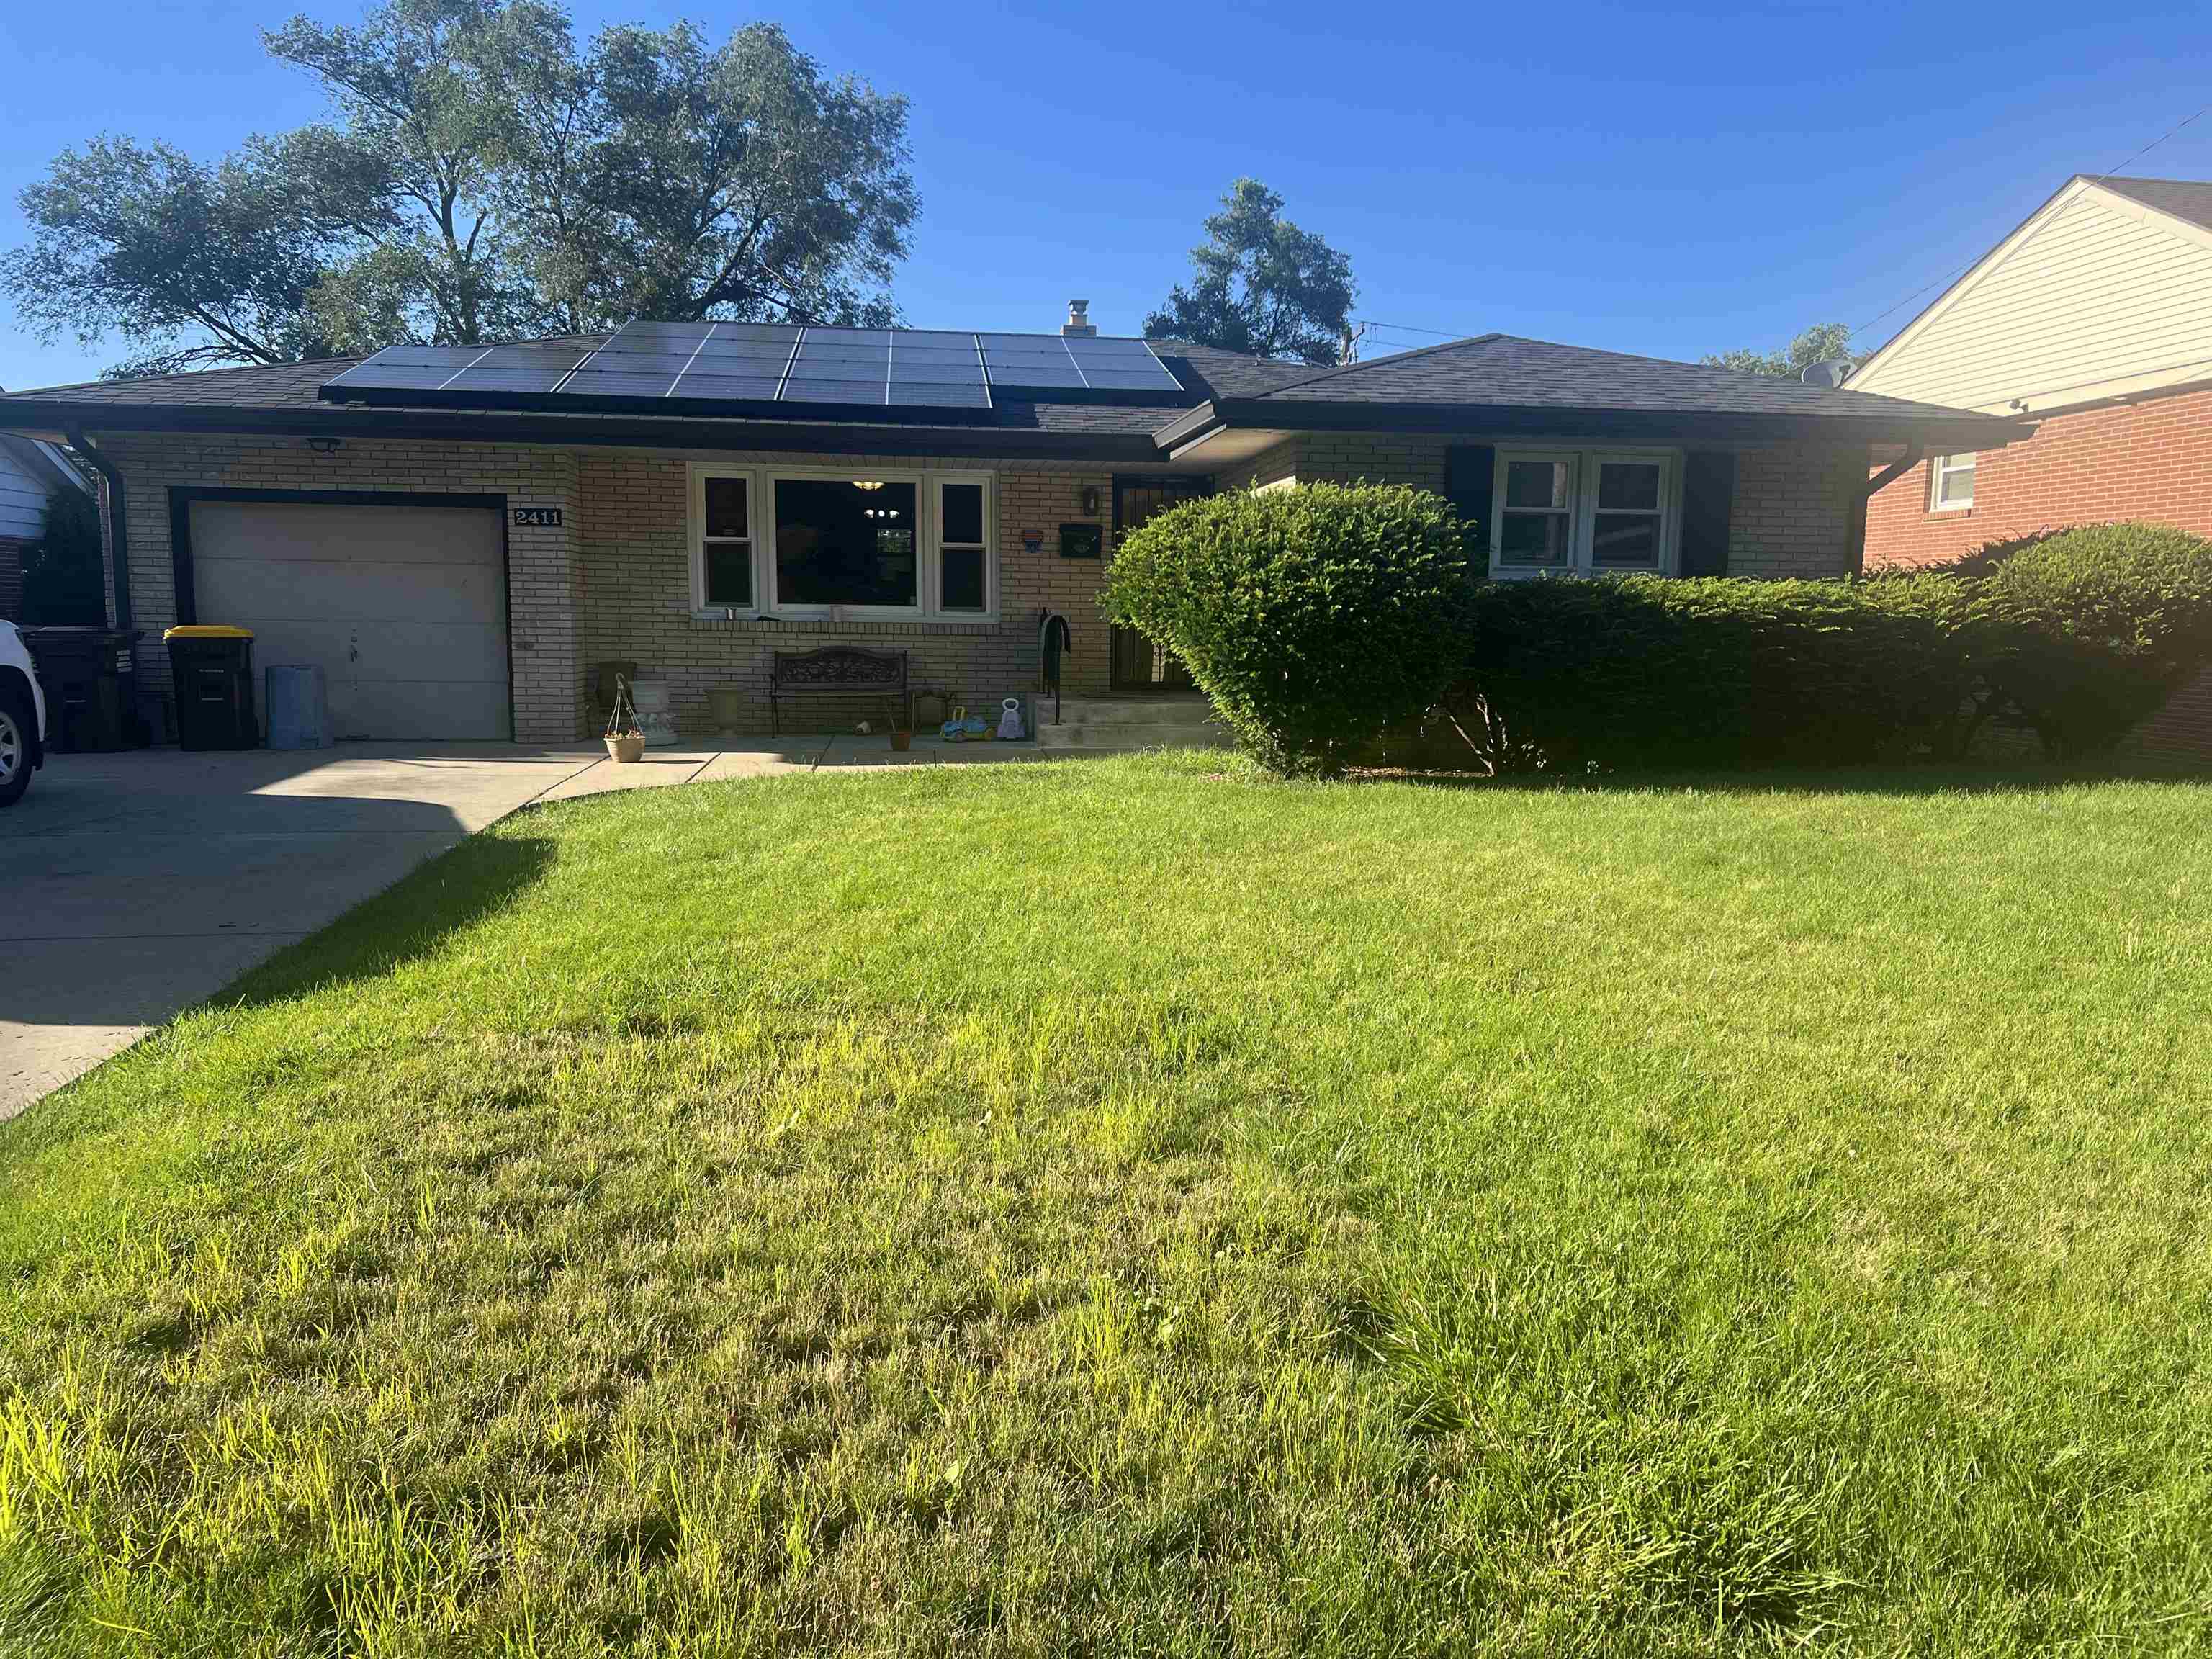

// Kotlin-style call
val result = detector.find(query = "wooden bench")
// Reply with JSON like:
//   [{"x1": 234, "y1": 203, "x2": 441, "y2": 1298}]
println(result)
[{"x1": 769, "y1": 646, "x2": 910, "y2": 736}]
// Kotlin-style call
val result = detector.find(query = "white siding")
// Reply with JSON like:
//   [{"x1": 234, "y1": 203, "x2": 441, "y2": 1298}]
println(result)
[
  {"x1": 0, "y1": 440, "x2": 54, "y2": 541},
  {"x1": 1848, "y1": 181, "x2": 2212, "y2": 414}
]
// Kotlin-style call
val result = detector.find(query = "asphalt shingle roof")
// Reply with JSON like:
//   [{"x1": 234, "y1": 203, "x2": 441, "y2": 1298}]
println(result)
[
  {"x1": 1239, "y1": 334, "x2": 1992, "y2": 421},
  {"x1": 2090, "y1": 175, "x2": 2212, "y2": 235},
  {"x1": 0, "y1": 327, "x2": 2014, "y2": 444}
]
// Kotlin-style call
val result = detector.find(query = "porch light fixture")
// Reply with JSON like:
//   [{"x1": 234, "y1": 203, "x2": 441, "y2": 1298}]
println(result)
[
  {"x1": 307, "y1": 436, "x2": 343, "y2": 454},
  {"x1": 1080, "y1": 485, "x2": 1100, "y2": 516},
  {"x1": 853, "y1": 479, "x2": 884, "y2": 490}
]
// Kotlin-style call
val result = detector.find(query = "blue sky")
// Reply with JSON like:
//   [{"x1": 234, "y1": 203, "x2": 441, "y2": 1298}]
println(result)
[{"x1": 3, "y1": 0, "x2": 2209, "y2": 390}]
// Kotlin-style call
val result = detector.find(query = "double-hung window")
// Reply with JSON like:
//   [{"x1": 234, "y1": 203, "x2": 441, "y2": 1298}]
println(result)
[
  {"x1": 933, "y1": 475, "x2": 991, "y2": 613},
  {"x1": 1930, "y1": 452, "x2": 1975, "y2": 511},
  {"x1": 1489, "y1": 447, "x2": 1678, "y2": 576},
  {"x1": 691, "y1": 467, "x2": 997, "y2": 619},
  {"x1": 699, "y1": 476, "x2": 755, "y2": 608}
]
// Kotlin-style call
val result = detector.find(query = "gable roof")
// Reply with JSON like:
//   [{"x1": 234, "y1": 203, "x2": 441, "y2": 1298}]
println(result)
[
  {"x1": 1847, "y1": 174, "x2": 2212, "y2": 413},
  {"x1": 0, "y1": 326, "x2": 2026, "y2": 459}
]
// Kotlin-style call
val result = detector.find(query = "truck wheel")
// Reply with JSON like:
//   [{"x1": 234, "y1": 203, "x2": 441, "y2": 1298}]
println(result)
[{"x1": 0, "y1": 689, "x2": 32, "y2": 807}]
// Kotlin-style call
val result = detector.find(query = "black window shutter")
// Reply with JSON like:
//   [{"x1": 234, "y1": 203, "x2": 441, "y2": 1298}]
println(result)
[
  {"x1": 1444, "y1": 444, "x2": 1494, "y2": 557},
  {"x1": 1678, "y1": 450, "x2": 1735, "y2": 577}
]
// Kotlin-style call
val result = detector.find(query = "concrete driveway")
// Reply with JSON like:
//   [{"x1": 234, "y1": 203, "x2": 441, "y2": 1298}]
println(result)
[
  {"x1": 1, "y1": 735, "x2": 1051, "y2": 1118},
  {"x1": 0, "y1": 744, "x2": 606, "y2": 1117}
]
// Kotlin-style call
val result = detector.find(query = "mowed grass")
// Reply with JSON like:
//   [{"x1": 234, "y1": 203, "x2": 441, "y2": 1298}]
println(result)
[{"x1": 4, "y1": 753, "x2": 2211, "y2": 1656}]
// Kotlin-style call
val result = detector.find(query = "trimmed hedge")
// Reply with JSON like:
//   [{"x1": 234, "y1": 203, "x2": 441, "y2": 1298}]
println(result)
[
  {"x1": 1101, "y1": 482, "x2": 1468, "y2": 775},
  {"x1": 1436, "y1": 521, "x2": 2212, "y2": 771},
  {"x1": 1975, "y1": 522, "x2": 2212, "y2": 759},
  {"x1": 1106, "y1": 487, "x2": 2212, "y2": 775},
  {"x1": 1429, "y1": 572, "x2": 1982, "y2": 772}
]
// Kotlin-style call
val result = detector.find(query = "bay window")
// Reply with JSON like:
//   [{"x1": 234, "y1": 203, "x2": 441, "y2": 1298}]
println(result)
[
  {"x1": 690, "y1": 466, "x2": 996, "y2": 619},
  {"x1": 1488, "y1": 446, "x2": 1679, "y2": 576}
]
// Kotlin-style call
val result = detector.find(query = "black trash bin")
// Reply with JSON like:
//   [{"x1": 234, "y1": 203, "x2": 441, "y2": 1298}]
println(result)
[
  {"x1": 18, "y1": 626, "x2": 143, "y2": 752},
  {"x1": 164, "y1": 626, "x2": 259, "y2": 750}
]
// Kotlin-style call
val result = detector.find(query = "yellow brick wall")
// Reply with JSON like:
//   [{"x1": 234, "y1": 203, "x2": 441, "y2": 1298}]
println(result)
[{"x1": 91, "y1": 431, "x2": 1119, "y2": 741}]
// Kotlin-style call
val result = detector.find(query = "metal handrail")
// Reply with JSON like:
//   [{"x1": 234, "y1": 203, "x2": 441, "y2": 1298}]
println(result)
[{"x1": 1038, "y1": 611, "x2": 1073, "y2": 726}]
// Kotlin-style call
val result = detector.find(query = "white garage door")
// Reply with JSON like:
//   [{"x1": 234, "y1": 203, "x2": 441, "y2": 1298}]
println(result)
[{"x1": 188, "y1": 500, "x2": 510, "y2": 740}]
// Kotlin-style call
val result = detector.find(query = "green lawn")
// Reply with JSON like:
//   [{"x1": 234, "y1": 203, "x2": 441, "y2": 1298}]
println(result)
[{"x1": 4, "y1": 753, "x2": 2211, "y2": 1656}]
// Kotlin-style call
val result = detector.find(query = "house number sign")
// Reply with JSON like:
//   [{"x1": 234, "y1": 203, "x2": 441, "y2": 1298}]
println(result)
[{"x1": 511, "y1": 507, "x2": 564, "y2": 527}]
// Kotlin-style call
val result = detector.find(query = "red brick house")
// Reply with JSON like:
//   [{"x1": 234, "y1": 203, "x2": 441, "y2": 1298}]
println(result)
[
  {"x1": 0, "y1": 311, "x2": 2017, "y2": 744},
  {"x1": 1850, "y1": 174, "x2": 2212, "y2": 763}
]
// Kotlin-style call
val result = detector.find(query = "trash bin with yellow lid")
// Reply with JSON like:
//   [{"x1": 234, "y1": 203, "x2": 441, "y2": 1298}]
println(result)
[{"x1": 163, "y1": 624, "x2": 258, "y2": 750}]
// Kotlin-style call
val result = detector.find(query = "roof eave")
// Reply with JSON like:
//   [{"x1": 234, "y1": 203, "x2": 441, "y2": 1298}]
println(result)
[
  {"x1": 1189, "y1": 399, "x2": 2035, "y2": 449},
  {"x1": 0, "y1": 399, "x2": 1169, "y2": 463}
]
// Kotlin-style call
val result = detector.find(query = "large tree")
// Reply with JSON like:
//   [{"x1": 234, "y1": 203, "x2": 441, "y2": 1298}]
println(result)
[
  {"x1": 1143, "y1": 179, "x2": 1356, "y2": 367},
  {"x1": 1704, "y1": 321, "x2": 1855, "y2": 379},
  {"x1": 1, "y1": 0, "x2": 917, "y2": 376},
  {"x1": 0, "y1": 135, "x2": 361, "y2": 377}
]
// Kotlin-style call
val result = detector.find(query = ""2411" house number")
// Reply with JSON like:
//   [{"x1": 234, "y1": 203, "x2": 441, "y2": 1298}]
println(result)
[{"x1": 511, "y1": 507, "x2": 564, "y2": 527}]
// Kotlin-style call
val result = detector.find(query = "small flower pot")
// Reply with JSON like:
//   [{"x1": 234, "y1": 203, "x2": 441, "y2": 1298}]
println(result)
[
  {"x1": 606, "y1": 733, "x2": 646, "y2": 764},
  {"x1": 891, "y1": 730, "x2": 912, "y2": 752}
]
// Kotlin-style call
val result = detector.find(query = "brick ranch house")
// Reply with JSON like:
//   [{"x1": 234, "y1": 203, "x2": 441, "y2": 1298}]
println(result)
[
  {"x1": 0, "y1": 310, "x2": 2020, "y2": 745},
  {"x1": 1851, "y1": 174, "x2": 2212, "y2": 763}
]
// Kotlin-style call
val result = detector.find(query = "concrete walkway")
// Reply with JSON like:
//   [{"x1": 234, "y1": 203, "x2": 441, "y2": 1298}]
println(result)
[{"x1": 1, "y1": 734, "x2": 1044, "y2": 1118}]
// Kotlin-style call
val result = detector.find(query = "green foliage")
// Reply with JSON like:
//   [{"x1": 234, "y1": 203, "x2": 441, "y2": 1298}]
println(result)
[
  {"x1": 0, "y1": 135, "x2": 355, "y2": 377},
  {"x1": 4, "y1": 0, "x2": 917, "y2": 376},
  {"x1": 1974, "y1": 521, "x2": 2212, "y2": 759},
  {"x1": 1438, "y1": 572, "x2": 1986, "y2": 773},
  {"x1": 21, "y1": 487, "x2": 107, "y2": 626},
  {"x1": 1703, "y1": 321, "x2": 1854, "y2": 379},
  {"x1": 1142, "y1": 179, "x2": 1357, "y2": 367},
  {"x1": 1434, "y1": 523, "x2": 2212, "y2": 773},
  {"x1": 1102, "y1": 483, "x2": 1467, "y2": 775}
]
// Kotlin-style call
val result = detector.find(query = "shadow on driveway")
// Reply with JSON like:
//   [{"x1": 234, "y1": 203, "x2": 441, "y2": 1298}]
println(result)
[{"x1": 1, "y1": 744, "x2": 598, "y2": 1117}]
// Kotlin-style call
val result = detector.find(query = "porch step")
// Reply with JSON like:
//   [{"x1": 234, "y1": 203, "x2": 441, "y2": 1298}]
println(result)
[
  {"x1": 1042, "y1": 696, "x2": 1219, "y2": 726},
  {"x1": 1037, "y1": 696, "x2": 1232, "y2": 754}
]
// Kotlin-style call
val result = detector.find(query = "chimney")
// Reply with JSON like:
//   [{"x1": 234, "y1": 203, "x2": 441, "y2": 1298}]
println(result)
[{"x1": 1061, "y1": 300, "x2": 1096, "y2": 338}]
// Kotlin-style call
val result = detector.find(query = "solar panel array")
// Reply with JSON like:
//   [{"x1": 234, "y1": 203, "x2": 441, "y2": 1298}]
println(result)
[{"x1": 320, "y1": 322, "x2": 1184, "y2": 416}]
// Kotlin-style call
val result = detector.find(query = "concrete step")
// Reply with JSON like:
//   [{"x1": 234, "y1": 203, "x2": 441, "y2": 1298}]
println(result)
[
  {"x1": 1046, "y1": 697, "x2": 1219, "y2": 727},
  {"x1": 1037, "y1": 721, "x2": 1235, "y2": 752}
]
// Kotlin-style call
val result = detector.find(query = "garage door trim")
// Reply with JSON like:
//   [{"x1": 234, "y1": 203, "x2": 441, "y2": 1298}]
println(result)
[{"x1": 168, "y1": 487, "x2": 513, "y2": 739}]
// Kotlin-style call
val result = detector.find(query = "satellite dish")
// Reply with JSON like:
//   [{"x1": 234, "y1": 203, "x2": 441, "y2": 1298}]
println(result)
[{"x1": 1800, "y1": 359, "x2": 1853, "y2": 387}]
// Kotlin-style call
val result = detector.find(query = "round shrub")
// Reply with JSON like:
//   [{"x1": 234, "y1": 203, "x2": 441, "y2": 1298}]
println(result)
[
  {"x1": 1101, "y1": 482, "x2": 1470, "y2": 775},
  {"x1": 1974, "y1": 521, "x2": 2212, "y2": 758}
]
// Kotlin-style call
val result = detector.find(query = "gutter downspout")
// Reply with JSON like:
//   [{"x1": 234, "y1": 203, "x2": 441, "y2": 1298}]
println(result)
[
  {"x1": 67, "y1": 429, "x2": 130, "y2": 632},
  {"x1": 1848, "y1": 441, "x2": 1923, "y2": 577}
]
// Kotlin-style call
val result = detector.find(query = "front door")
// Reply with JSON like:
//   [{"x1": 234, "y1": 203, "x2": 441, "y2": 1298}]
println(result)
[{"x1": 1110, "y1": 476, "x2": 1209, "y2": 691}]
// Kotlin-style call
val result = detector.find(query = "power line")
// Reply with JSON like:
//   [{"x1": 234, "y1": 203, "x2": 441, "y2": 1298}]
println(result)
[{"x1": 1849, "y1": 102, "x2": 2211, "y2": 343}]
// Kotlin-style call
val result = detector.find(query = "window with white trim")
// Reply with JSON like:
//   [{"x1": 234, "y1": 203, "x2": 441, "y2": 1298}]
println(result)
[
  {"x1": 689, "y1": 467, "x2": 997, "y2": 620},
  {"x1": 1497, "y1": 454, "x2": 1577, "y2": 569},
  {"x1": 1930, "y1": 451, "x2": 1975, "y2": 512},
  {"x1": 933, "y1": 475, "x2": 991, "y2": 613},
  {"x1": 1488, "y1": 447, "x2": 1678, "y2": 576},
  {"x1": 699, "y1": 476, "x2": 754, "y2": 608}
]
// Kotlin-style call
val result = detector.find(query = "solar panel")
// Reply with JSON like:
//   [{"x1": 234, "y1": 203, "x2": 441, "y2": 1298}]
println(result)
[{"x1": 320, "y1": 321, "x2": 1184, "y2": 415}]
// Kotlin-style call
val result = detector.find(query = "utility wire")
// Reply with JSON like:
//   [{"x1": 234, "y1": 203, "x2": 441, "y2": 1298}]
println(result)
[{"x1": 1848, "y1": 102, "x2": 2211, "y2": 343}]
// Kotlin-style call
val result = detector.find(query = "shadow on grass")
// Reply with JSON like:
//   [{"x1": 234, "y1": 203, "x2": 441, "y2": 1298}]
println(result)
[
  {"x1": 1367, "y1": 762, "x2": 2212, "y2": 799},
  {"x1": 217, "y1": 830, "x2": 560, "y2": 1012}
]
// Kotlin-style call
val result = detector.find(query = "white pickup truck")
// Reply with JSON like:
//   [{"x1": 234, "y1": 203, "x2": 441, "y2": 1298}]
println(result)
[{"x1": 0, "y1": 619, "x2": 48, "y2": 806}]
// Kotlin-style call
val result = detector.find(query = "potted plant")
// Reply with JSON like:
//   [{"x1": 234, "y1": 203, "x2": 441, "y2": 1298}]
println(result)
[{"x1": 604, "y1": 675, "x2": 646, "y2": 763}]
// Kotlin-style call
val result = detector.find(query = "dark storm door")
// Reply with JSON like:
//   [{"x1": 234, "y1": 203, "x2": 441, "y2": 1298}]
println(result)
[{"x1": 1110, "y1": 475, "x2": 1210, "y2": 690}]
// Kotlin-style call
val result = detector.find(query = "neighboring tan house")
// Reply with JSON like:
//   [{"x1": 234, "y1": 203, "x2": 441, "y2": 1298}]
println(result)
[
  {"x1": 0, "y1": 306, "x2": 2020, "y2": 743},
  {"x1": 1849, "y1": 174, "x2": 2212, "y2": 763},
  {"x1": 0, "y1": 426, "x2": 94, "y2": 620}
]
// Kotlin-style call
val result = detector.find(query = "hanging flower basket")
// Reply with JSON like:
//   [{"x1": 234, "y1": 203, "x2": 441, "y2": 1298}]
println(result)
[{"x1": 604, "y1": 675, "x2": 647, "y2": 763}]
